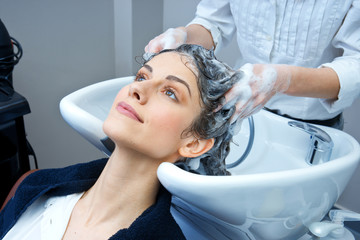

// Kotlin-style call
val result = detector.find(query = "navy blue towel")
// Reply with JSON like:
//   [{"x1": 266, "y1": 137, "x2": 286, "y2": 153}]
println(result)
[{"x1": 0, "y1": 158, "x2": 186, "y2": 239}]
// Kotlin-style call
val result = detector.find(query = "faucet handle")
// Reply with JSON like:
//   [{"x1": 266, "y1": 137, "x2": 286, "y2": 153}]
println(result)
[
  {"x1": 288, "y1": 121, "x2": 332, "y2": 144},
  {"x1": 288, "y1": 121, "x2": 334, "y2": 165}
]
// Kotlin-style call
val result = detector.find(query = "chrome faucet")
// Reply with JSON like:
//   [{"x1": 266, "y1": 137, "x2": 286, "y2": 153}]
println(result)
[{"x1": 288, "y1": 121, "x2": 334, "y2": 165}]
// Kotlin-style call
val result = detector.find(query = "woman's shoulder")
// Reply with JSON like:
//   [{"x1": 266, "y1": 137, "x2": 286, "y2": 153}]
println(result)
[
  {"x1": 1, "y1": 158, "x2": 108, "y2": 219},
  {"x1": 0, "y1": 159, "x2": 109, "y2": 239},
  {"x1": 23, "y1": 158, "x2": 108, "y2": 186}
]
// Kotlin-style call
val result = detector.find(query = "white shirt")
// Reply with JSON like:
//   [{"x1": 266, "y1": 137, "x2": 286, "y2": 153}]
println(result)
[
  {"x1": 3, "y1": 192, "x2": 84, "y2": 240},
  {"x1": 189, "y1": 0, "x2": 360, "y2": 120}
]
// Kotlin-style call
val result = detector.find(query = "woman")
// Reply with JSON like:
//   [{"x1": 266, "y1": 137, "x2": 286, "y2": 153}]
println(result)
[{"x1": 0, "y1": 44, "x2": 242, "y2": 239}]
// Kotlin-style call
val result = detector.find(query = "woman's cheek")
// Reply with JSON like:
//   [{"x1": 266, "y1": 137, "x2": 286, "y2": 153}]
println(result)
[{"x1": 152, "y1": 108, "x2": 189, "y2": 136}]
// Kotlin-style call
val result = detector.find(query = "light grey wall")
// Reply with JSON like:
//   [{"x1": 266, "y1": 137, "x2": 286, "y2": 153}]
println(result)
[
  {"x1": 0, "y1": 0, "x2": 114, "y2": 168},
  {"x1": 114, "y1": 0, "x2": 164, "y2": 77},
  {"x1": 337, "y1": 98, "x2": 360, "y2": 212},
  {"x1": 163, "y1": 0, "x2": 240, "y2": 68},
  {"x1": 132, "y1": 0, "x2": 163, "y2": 74}
]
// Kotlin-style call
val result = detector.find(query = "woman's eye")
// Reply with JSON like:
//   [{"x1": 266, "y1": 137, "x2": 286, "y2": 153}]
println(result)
[
  {"x1": 164, "y1": 89, "x2": 177, "y2": 101},
  {"x1": 135, "y1": 74, "x2": 146, "y2": 82}
]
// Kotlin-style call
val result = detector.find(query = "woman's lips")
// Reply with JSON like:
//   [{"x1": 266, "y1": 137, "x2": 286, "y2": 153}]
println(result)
[{"x1": 116, "y1": 102, "x2": 143, "y2": 123}]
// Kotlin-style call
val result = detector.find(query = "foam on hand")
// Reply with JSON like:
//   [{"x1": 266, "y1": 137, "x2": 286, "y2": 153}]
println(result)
[
  {"x1": 160, "y1": 28, "x2": 187, "y2": 50},
  {"x1": 220, "y1": 63, "x2": 256, "y2": 122},
  {"x1": 160, "y1": 29, "x2": 176, "y2": 49},
  {"x1": 220, "y1": 63, "x2": 291, "y2": 123}
]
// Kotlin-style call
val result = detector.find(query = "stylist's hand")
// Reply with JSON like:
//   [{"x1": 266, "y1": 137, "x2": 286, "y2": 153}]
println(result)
[
  {"x1": 222, "y1": 63, "x2": 292, "y2": 122},
  {"x1": 145, "y1": 27, "x2": 187, "y2": 53}
]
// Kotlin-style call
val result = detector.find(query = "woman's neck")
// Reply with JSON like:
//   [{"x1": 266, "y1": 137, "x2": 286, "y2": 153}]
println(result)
[{"x1": 76, "y1": 147, "x2": 164, "y2": 228}]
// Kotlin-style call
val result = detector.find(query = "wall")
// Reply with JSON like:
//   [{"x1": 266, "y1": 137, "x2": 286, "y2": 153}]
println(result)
[
  {"x1": 338, "y1": 98, "x2": 360, "y2": 212},
  {"x1": 0, "y1": 0, "x2": 114, "y2": 168},
  {"x1": 114, "y1": 0, "x2": 163, "y2": 77},
  {"x1": 0, "y1": 0, "x2": 166, "y2": 169},
  {"x1": 163, "y1": 0, "x2": 240, "y2": 67},
  {"x1": 132, "y1": 0, "x2": 163, "y2": 73}
]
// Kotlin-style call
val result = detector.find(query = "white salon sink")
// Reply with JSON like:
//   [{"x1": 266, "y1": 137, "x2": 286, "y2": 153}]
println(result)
[{"x1": 60, "y1": 77, "x2": 360, "y2": 240}]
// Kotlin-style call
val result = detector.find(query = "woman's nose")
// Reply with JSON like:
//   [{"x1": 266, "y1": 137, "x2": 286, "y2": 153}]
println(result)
[{"x1": 129, "y1": 82, "x2": 148, "y2": 104}]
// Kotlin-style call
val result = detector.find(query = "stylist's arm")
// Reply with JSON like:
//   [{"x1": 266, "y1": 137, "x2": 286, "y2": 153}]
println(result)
[{"x1": 226, "y1": 64, "x2": 340, "y2": 122}]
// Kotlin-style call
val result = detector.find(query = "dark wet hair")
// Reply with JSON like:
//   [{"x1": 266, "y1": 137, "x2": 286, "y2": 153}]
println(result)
[{"x1": 144, "y1": 44, "x2": 243, "y2": 176}]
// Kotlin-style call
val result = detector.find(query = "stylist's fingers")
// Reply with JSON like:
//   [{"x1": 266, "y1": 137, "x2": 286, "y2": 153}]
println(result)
[
  {"x1": 237, "y1": 101, "x2": 263, "y2": 120},
  {"x1": 231, "y1": 98, "x2": 255, "y2": 123},
  {"x1": 230, "y1": 79, "x2": 271, "y2": 122},
  {"x1": 229, "y1": 92, "x2": 255, "y2": 123},
  {"x1": 216, "y1": 66, "x2": 253, "y2": 112},
  {"x1": 217, "y1": 81, "x2": 249, "y2": 111},
  {"x1": 145, "y1": 37, "x2": 163, "y2": 53}
]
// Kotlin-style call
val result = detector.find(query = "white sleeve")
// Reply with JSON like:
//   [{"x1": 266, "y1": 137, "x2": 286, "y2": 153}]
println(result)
[
  {"x1": 187, "y1": 0, "x2": 236, "y2": 52},
  {"x1": 320, "y1": 0, "x2": 360, "y2": 113}
]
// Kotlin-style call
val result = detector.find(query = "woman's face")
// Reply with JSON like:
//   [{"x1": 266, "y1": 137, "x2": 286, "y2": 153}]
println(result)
[{"x1": 103, "y1": 52, "x2": 203, "y2": 162}]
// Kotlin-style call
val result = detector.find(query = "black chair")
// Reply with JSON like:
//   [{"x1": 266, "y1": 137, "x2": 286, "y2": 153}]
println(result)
[{"x1": 0, "y1": 19, "x2": 35, "y2": 206}]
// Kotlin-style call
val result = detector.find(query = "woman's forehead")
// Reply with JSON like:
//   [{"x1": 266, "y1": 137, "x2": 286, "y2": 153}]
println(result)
[{"x1": 146, "y1": 52, "x2": 197, "y2": 78}]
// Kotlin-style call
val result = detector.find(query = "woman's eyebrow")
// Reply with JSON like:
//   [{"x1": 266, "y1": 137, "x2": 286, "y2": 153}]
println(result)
[
  {"x1": 143, "y1": 64, "x2": 191, "y2": 96},
  {"x1": 143, "y1": 64, "x2": 153, "y2": 72},
  {"x1": 166, "y1": 75, "x2": 192, "y2": 97}
]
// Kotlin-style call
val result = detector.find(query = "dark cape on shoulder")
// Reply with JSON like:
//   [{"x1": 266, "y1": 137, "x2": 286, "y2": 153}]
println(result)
[{"x1": 0, "y1": 158, "x2": 186, "y2": 240}]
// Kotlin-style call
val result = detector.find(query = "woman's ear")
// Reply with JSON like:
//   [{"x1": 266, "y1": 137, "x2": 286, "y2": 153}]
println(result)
[{"x1": 178, "y1": 137, "x2": 214, "y2": 158}]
